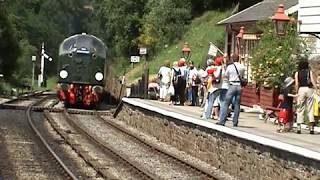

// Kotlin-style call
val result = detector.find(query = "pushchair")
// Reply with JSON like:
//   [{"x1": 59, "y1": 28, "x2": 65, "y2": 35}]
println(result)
[{"x1": 148, "y1": 82, "x2": 160, "y2": 100}]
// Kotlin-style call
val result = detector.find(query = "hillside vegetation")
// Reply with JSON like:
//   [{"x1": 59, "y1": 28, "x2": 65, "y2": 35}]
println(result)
[
  {"x1": 126, "y1": 10, "x2": 230, "y2": 83},
  {"x1": 1, "y1": 0, "x2": 238, "y2": 92}
]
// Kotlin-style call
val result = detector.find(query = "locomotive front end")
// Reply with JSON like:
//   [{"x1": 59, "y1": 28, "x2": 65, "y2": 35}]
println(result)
[{"x1": 57, "y1": 34, "x2": 107, "y2": 108}]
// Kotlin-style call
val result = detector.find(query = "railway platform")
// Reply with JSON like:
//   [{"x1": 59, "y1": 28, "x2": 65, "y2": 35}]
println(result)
[
  {"x1": 0, "y1": 97, "x2": 11, "y2": 104},
  {"x1": 119, "y1": 97, "x2": 320, "y2": 178},
  {"x1": 122, "y1": 98, "x2": 320, "y2": 158}
]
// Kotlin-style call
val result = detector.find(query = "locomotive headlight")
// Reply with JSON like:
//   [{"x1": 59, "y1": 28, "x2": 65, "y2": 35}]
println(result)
[
  {"x1": 59, "y1": 70, "x2": 68, "y2": 79},
  {"x1": 95, "y1": 72, "x2": 104, "y2": 81}
]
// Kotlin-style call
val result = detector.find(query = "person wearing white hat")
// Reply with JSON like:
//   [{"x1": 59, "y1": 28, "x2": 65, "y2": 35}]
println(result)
[{"x1": 277, "y1": 77, "x2": 296, "y2": 133}]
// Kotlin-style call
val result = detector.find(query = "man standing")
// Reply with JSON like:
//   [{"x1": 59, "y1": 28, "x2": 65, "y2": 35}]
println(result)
[
  {"x1": 217, "y1": 55, "x2": 245, "y2": 126},
  {"x1": 187, "y1": 61, "x2": 199, "y2": 106},
  {"x1": 158, "y1": 61, "x2": 171, "y2": 101}
]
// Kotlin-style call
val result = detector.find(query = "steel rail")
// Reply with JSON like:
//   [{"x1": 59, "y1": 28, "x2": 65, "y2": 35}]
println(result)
[
  {"x1": 63, "y1": 111, "x2": 156, "y2": 180},
  {"x1": 26, "y1": 97, "x2": 78, "y2": 180},
  {"x1": 97, "y1": 115, "x2": 219, "y2": 180},
  {"x1": 44, "y1": 110, "x2": 120, "y2": 180},
  {"x1": 0, "y1": 90, "x2": 45, "y2": 108}
]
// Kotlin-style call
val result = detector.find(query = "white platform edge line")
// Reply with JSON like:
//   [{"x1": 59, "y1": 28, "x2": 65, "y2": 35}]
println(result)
[{"x1": 122, "y1": 98, "x2": 320, "y2": 162}]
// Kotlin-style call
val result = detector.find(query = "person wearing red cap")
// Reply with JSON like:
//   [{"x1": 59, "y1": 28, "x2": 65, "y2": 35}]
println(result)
[
  {"x1": 203, "y1": 56, "x2": 226, "y2": 120},
  {"x1": 177, "y1": 58, "x2": 188, "y2": 105}
]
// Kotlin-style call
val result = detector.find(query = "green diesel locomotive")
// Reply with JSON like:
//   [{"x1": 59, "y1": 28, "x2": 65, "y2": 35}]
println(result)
[{"x1": 57, "y1": 33, "x2": 107, "y2": 108}]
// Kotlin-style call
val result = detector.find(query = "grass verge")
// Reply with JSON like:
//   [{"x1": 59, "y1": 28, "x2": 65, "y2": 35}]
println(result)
[{"x1": 125, "y1": 10, "x2": 230, "y2": 83}]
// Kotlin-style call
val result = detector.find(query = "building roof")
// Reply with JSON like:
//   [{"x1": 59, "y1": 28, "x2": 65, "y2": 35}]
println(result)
[{"x1": 218, "y1": 0, "x2": 298, "y2": 25}]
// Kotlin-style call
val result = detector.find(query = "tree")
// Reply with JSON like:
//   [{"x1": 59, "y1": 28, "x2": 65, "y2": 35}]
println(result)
[
  {"x1": 91, "y1": 0, "x2": 147, "y2": 56},
  {"x1": 138, "y1": 0, "x2": 192, "y2": 49},
  {"x1": 0, "y1": 3, "x2": 20, "y2": 81}
]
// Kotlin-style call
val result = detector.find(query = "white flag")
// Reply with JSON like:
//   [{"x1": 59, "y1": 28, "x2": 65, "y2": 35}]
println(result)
[{"x1": 208, "y1": 43, "x2": 218, "y2": 56}]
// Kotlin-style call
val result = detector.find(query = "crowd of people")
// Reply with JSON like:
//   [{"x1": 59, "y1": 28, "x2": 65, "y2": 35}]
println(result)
[
  {"x1": 157, "y1": 54, "x2": 319, "y2": 134},
  {"x1": 157, "y1": 54, "x2": 245, "y2": 127}
]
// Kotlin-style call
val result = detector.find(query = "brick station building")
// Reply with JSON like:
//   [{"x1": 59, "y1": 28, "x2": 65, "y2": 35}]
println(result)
[{"x1": 217, "y1": 0, "x2": 298, "y2": 107}]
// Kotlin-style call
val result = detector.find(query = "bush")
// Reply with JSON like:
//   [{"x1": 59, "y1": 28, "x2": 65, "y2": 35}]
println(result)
[{"x1": 251, "y1": 20, "x2": 307, "y2": 88}]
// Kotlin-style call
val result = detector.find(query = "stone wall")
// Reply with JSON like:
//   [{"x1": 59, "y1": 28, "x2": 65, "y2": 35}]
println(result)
[
  {"x1": 117, "y1": 104, "x2": 320, "y2": 179},
  {"x1": 104, "y1": 66, "x2": 124, "y2": 104}
]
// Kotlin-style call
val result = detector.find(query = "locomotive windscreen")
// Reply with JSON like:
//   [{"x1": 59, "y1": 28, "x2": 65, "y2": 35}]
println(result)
[{"x1": 59, "y1": 34, "x2": 107, "y2": 58}]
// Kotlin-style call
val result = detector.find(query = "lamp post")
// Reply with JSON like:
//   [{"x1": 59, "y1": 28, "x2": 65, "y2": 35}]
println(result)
[
  {"x1": 31, "y1": 56, "x2": 36, "y2": 89},
  {"x1": 271, "y1": 4, "x2": 290, "y2": 36},
  {"x1": 181, "y1": 43, "x2": 191, "y2": 60},
  {"x1": 139, "y1": 46, "x2": 148, "y2": 99},
  {"x1": 236, "y1": 26, "x2": 245, "y2": 59}
]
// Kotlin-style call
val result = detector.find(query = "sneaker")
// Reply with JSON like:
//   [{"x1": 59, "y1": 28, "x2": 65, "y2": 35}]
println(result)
[
  {"x1": 297, "y1": 124, "x2": 301, "y2": 134},
  {"x1": 310, "y1": 125, "x2": 315, "y2": 134},
  {"x1": 215, "y1": 122, "x2": 224, "y2": 126},
  {"x1": 201, "y1": 116, "x2": 208, "y2": 120}
]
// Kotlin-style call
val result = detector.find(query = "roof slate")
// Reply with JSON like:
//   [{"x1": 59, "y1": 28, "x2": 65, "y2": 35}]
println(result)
[{"x1": 218, "y1": 0, "x2": 298, "y2": 25}]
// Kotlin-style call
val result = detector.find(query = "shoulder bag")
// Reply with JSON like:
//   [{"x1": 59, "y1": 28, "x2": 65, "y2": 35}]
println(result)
[{"x1": 233, "y1": 64, "x2": 247, "y2": 87}]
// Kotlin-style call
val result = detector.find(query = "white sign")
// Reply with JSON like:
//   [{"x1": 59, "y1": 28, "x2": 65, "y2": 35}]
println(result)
[
  {"x1": 139, "y1": 47, "x2": 147, "y2": 55},
  {"x1": 298, "y1": 0, "x2": 320, "y2": 33},
  {"x1": 208, "y1": 43, "x2": 218, "y2": 56},
  {"x1": 243, "y1": 34, "x2": 259, "y2": 40},
  {"x1": 130, "y1": 56, "x2": 140, "y2": 63},
  {"x1": 32, "y1": 56, "x2": 36, "y2": 62}
]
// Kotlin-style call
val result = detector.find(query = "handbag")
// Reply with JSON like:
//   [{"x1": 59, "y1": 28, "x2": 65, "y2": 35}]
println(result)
[
  {"x1": 168, "y1": 85, "x2": 175, "y2": 96},
  {"x1": 278, "y1": 109, "x2": 289, "y2": 124},
  {"x1": 233, "y1": 64, "x2": 247, "y2": 87}
]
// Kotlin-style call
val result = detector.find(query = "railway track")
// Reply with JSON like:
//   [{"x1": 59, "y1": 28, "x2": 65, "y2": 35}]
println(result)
[
  {"x1": 0, "y1": 92, "x2": 75, "y2": 179},
  {"x1": 26, "y1": 96, "x2": 79, "y2": 179},
  {"x1": 45, "y1": 108, "x2": 221, "y2": 179},
  {"x1": 45, "y1": 111, "x2": 152, "y2": 180},
  {"x1": 1, "y1": 92, "x2": 226, "y2": 179}
]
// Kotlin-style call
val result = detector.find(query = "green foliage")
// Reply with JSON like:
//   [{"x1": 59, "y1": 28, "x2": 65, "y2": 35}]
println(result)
[
  {"x1": 2, "y1": 0, "x2": 91, "y2": 88},
  {"x1": 138, "y1": 0, "x2": 191, "y2": 49},
  {"x1": 91, "y1": 0, "x2": 147, "y2": 56},
  {"x1": 251, "y1": 20, "x2": 307, "y2": 88},
  {"x1": 15, "y1": 39, "x2": 37, "y2": 80},
  {"x1": 0, "y1": 4, "x2": 21, "y2": 80},
  {"x1": 126, "y1": 10, "x2": 229, "y2": 82},
  {"x1": 1, "y1": 0, "x2": 240, "y2": 90}
]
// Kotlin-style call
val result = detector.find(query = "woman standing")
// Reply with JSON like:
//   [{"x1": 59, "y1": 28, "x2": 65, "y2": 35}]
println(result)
[
  {"x1": 295, "y1": 60, "x2": 317, "y2": 134},
  {"x1": 170, "y1": 61, "x2": 181, "y2": 105}
]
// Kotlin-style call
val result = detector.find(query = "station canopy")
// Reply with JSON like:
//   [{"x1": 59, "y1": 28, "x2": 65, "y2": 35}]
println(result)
[{"x1": 59, "y1": 34, "x2": 107, "y2": 58}]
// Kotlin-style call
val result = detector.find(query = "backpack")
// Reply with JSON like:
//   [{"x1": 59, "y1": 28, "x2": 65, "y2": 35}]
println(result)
[
  {"x1": 173, "y1": 68, "x2": 182, "y2": 86},
  {"x1": 194, "y1": 75, "x2": 202, "y2": 85},
  {"x1": 213, "y1": 68, "x2": 222, "y2": 84}
]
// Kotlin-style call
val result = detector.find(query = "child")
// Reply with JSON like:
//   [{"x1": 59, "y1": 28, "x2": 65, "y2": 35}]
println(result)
[{"x1": 277, "y1": 77, "x2": 297, "y2": 133}]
